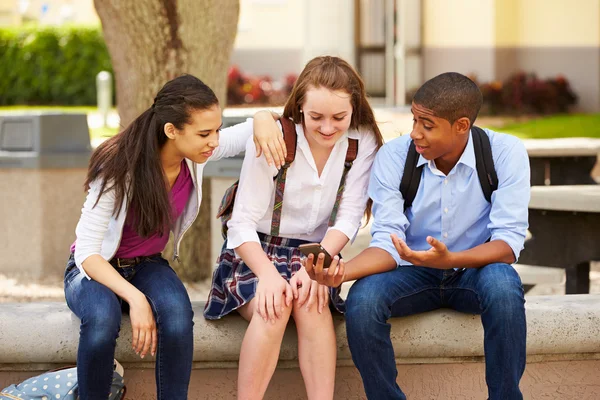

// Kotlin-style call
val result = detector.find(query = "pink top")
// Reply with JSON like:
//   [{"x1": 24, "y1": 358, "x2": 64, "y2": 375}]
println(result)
[{"x1": 71, "y1": 160, "x2": 194, "y2": 259}]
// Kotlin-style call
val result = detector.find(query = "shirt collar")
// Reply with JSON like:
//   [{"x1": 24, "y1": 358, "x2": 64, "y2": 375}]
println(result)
[
  {"x1": 416, "y1": 129, "x2": 476, "y2": 171},
  {"x1": 457, "y1": 129, "x2": 476, "y2": 170}
]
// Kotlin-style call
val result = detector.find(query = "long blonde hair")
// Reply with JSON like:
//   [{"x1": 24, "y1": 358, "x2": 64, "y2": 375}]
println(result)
[{"x1": 283, "y1": 56, "x2": 383, "y2": 223}]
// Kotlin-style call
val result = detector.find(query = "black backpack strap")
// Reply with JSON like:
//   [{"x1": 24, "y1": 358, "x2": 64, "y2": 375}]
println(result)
[
  {"x1": 400, "y1": 141, "x2": 424, "y2": 212},
  {"x1": 471, "y1": 125, "x2": 498, "y2": 203}
]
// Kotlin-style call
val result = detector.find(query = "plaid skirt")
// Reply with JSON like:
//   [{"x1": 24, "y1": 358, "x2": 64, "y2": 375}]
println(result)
[{"x1": 203, "y1": 233, "x2": 345, "y2": 320}]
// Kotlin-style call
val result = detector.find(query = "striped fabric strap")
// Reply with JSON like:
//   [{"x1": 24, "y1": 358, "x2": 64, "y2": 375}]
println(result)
[
  {"x1": 328, "y1": 160, "x2": 353, "y2": 227},
  {"x1": 270, "y1": 164, "x2": 289, "y2": 236},
  {"x1": 271, "y1": 137, "x2": 358, "y2": 236}
]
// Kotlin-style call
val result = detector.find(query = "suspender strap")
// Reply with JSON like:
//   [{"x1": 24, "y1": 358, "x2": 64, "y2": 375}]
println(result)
[
  {"x1": 270, "y1": 117, "x2": 297, "y2": 236},
  {"x1": 270, "y1": 166, "x2": 289, "y2": 236},
  {"x1": 328, "y1": 138, "x2": 359, "y2": 227},
  {"x1": 270, "y1": 134, "x2": 359, "y2": 236},
  {"x1": 400, "y1": 141, "x2": 424, "y2": 212}
]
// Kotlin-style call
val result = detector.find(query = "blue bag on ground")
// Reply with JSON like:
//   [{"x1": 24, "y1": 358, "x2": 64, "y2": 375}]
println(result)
[{"x1": 0, "y1": 359, "x2": 125, "y2": 400}]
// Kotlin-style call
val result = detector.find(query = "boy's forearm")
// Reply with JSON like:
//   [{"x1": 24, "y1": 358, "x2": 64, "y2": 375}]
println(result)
[
  {"x1": 344, "y1": 247, "x2": 398, "y2": 282},
  {"x1": 449, "y1": 240, "x2": 515, "y2": 269}
]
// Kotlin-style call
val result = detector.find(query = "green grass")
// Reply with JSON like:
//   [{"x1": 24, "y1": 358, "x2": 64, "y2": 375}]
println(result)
[{"x1": 495, "y1": 114, "x2": 600, "y2": 139}]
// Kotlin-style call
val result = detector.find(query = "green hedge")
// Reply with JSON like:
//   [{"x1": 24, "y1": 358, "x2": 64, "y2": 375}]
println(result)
[{"x1": 0, "y1": 25, "x2": 113, "y2": 106}]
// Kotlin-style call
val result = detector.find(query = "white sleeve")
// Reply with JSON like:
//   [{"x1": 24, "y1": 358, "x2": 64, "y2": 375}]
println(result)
[
  {"x1": 73, "y1": 179, "x2": 117, "y2": 280},
  {"x1": 327, "y1": 129, "x2": 379, "y2": 242},
  {"x1": 226, "y1": 136, "x2": 280, "y2": 249},
  {"x1": 209, "y1": 118, "x2": 254, "y2": 161}
]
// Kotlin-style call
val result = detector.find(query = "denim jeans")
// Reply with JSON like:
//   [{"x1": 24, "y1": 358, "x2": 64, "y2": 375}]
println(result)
[
  {"x1": 64, "y1": 255, "x2": 194, "y2": 400},
  {"x1": 345, "y1": 263, "x2": 526, "y2": 400}
]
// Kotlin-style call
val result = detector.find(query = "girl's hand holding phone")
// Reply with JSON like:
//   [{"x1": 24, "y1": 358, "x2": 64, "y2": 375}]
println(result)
[{"x1": 301, "y1": 246, "x2": 346, "y2": 288}]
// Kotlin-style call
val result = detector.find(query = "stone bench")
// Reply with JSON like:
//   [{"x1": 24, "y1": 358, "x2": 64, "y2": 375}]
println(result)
[
  {"x1": 1, "y1": 295, "x2": 599, "y2": 399},
  {"x1": 522, "y1": 138, "x2": 600, "y2": 186},
  {"x1": 514, "y1": 264, "x2": 564, "y2": 292},
  {"x1": 520, "y1": 185, "x2": 600, "y2": 294}
]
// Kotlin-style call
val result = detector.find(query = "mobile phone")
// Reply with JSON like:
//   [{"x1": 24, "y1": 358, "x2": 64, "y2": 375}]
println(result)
[{"x1": 298, "y1": 243, "x2": 333, "y2": 268}]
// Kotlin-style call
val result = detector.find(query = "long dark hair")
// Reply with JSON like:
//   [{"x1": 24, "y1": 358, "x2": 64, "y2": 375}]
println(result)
[
  {"x1": 283, "y1": 56, "x2": 383, "y2": 224},
  {"x1": 85, "y1": 74, "x2": 219, "y2": 237}
]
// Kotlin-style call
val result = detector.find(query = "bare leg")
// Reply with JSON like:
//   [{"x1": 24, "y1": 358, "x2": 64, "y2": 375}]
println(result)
[
  {"x1": 292, "y1": 300, "x2": 336, "y2": 400},
  {"x1": 236, "y1": 299, "x2": 293, "y2": 400}
]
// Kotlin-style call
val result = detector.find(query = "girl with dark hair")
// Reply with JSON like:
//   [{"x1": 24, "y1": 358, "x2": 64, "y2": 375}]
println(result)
[
  {"x1": 64, "y1": 74, "x2": 286, "y2": 400},
  {"x1": 204, "y1": 56, "x2": 384, "y2": 399}
]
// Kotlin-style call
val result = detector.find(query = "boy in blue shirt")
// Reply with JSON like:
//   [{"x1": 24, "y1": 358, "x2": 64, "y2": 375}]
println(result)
[{"x1": 306, "y1": 72, "x2": 530, "y2": 399}]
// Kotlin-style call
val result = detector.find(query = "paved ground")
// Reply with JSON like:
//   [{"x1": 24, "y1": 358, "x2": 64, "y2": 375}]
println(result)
[{"x1": 1, "y1": 107, "x2": 599, "y2": 302}]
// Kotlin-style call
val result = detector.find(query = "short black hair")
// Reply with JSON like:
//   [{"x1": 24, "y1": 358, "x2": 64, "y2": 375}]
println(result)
[{"x1": 412, "y1": 72, "x2": 482, "y2": 126}]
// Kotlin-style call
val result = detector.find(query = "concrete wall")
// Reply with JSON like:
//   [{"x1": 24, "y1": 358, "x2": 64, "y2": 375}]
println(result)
[
  {"x1": 513, "y1": 0, "x2": 600, "y2": 112},
  {"x1": 0, "y1": 169, "x2": 85, "y2": 278},
  {"x1": 422, "y1": 0, "x2": 497, "y2": 82},
  {"x1": 3, "y1": 360, "x2": 598, "y2": 399},
  {"x1": 421, "y1": 0, "x2": 600, "y2": 112},
  {"x1": 232, "y1": 0, "x2": 356, "y2": 79}
]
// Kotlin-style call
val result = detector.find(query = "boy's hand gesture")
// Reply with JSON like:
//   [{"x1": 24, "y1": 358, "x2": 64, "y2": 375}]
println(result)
[{"x1": 391, "y1": 234, "x2": 455, "y2": 269}]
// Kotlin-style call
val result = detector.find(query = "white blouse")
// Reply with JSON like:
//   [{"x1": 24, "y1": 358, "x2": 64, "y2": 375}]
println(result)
[{"x1": 226, "y1": 119, "x2": 378, "y2": 249}]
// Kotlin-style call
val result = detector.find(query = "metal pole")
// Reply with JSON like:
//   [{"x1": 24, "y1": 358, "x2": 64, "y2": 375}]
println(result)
[{"x1": 96, "y1": 71, "x2": 113, "y2": 128}]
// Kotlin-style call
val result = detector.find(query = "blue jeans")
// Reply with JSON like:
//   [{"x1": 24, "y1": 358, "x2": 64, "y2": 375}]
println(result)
[
  {"x1": 64, "y1": 255, "x2": 194, "y2": 400},
  {"x1": 345, "y1": 263, "x2": 526, "y2": 400}
]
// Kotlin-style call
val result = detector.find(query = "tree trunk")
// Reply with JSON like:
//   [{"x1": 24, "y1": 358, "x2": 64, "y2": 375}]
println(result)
[{"x1": 95, "y1": 0, "x2": 239, "y2": 280}]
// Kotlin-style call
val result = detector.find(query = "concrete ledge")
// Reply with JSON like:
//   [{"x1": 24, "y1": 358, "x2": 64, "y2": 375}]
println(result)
[
  {"x1": 523, "y1": 138, "x2": 600, "y2": 157},
  {"x1": 514, "y1": 264, "x2": 564, "y2": 285},
  {"x1": 0, "y1": 295, "x2": 599, "y2": 367},
  {"x1": 529, "y1": 185, "x2": 600, "y2": 213},
  {"x1": 1, "y1": 296, "x2": 599, "y2": 399}
]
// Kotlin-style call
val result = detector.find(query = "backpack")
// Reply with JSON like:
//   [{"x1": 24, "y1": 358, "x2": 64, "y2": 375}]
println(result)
[
  {"x1": 216, "y1": 117, "x2": 358, "y2": 238},
  {"x1": 1, "y1": 360, "x2": 126, "y2": 400},
  {"x1": 400, "y1": 125, "x2": 498, "y2": 211}
]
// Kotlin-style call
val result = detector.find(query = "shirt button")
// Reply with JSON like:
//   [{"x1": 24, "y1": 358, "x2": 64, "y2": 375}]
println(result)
[
  {"x1": 444, "y1": 179, "x2": 448, "y2": 185},
  {"x1": 444, "y1": 207, "x2": 448, "y2": 213},
  {"x1": 443, "y1": 232, "x2": 448, "y2": 238}
]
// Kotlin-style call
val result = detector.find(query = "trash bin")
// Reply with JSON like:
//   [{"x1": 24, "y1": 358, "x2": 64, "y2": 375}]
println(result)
[{"x1": 0, "y1": 113, "x2": 91, "y2": 278}]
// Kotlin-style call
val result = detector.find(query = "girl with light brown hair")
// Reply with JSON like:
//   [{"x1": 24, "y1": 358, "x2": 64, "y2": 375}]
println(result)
[{"x1": 205, "y1": 56, "x2": 384, "y2": 399}]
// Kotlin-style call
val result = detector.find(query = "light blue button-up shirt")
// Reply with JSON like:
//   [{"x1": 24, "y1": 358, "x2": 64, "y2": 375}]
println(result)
[{"x1": 369, "y1": 128, "x2": 530, "y2": 267}]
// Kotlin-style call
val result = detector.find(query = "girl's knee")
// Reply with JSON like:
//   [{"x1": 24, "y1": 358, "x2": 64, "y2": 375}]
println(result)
[
  {"x1": 81, "y1": 304, "x2": 121, "y2": 330},
  {"x1": 155, "y1": 299, "x2": 194, "y2": 338},
  {"x1": 160, "y1": 313, "x2": 194, "y2": 339},
  {"x1": 80, "y1": 310, "x2": 121, "y2": 349},
  {"x1": 255, "y1": 308, "x2": 292, "y2": 334},
  {"x1": 291, "y1": 299, "x2": 332, "y2": 321}
]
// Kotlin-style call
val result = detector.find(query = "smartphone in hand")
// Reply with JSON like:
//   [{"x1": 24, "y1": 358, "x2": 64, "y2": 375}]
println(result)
[{"x1": 298, "y1": 243, "x2": 333, "y2": 269}]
